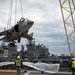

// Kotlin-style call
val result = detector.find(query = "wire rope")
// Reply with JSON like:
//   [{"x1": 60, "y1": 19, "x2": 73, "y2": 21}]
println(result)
[
  {"x1": 19, "y1": 0, "x2": 23, "y2": 18},
  {"x1": 7, "y1": 0, "x2": 13, "y2": 30}
]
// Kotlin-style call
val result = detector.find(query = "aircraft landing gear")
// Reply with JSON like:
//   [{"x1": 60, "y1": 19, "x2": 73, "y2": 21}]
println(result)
[
  {"x1": 9, "y1": 41, "x2": 15, "y2": 47},
  {"x1": 41, "y1": 71, "x2": 44, "y2": 73},
  {"x1": 18, "y1": 38, "x2": 21, "y2": 43}
]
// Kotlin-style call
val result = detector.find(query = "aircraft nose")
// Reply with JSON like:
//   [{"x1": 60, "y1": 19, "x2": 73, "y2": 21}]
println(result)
[
  {"x1": 28, "y1": 21, "x2": 34, "y2": 25},
  {"x1": 31, "y1": 21, "x2": 34, "y2": 25}
]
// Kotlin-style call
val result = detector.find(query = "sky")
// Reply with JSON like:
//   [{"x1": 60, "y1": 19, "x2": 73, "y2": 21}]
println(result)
[{"x1": 0, "y1": 0, "x2": 70, "y2": 55}]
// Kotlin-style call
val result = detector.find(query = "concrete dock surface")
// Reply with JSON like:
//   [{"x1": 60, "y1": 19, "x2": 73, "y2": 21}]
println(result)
[
  {"x1": 0, "y1": 70, "x2": 73, "y2": 75},
  {"x1": 28, "y1": 71, "x2": 72, "y2": 75}
]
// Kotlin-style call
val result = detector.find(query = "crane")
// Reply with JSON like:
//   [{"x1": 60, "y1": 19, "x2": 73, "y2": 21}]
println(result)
[{"x1": 59, "y1": 0, "x2": 75, "y2": 57}]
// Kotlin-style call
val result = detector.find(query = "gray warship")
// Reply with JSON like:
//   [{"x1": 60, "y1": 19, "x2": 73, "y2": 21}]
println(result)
[{"x1": 0, "y1": 39, "x2": 71, "y2": 71}]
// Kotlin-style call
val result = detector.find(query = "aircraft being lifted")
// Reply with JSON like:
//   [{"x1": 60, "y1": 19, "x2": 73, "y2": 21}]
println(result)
[{"x1": 0, "y1": 18, "x2": 34, "y2": 43}]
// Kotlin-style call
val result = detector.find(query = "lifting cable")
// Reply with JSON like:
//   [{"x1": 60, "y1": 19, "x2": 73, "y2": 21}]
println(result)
[
  {"x1": 7, "y1": 0, "x2": 13, "y2": 30},
  {"x1": 19, "y1": 0, "x2": 23, "y2": 18},
  {"x1": 15, "y1": 0, "x2": 17, "y2": 24},
  {"x1": 7, "y1": 0, "x2": 23, "y2": 29},
  {"x1": 15, "y1": 0, "x2": 23, "y2": 23}
]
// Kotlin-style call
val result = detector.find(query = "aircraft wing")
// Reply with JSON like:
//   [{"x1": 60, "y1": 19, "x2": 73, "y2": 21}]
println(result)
[
  {"x1": 22, "y1": 33, "x2": 33, "y2": 40},
  {"x1": 0, "y1": 62, "x2": 60, "y2": 74},
  {"x1": 0, "y1": 62, "x2": 14, "y2": 66},
  {"x1": 35, "y1": 62, "x2": 60, "y2": 73},
  {"x1": 0, "y1": 30, "x2": 9, "y2": 36},
  {"x1": 23, "y1": 62, "x2": 60, "y2": 74},
  {"x1": 0, "y1": 36, "x2": 7, "y2": 41}
]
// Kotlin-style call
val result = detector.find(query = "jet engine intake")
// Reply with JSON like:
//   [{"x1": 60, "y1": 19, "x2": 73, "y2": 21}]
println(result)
[{"x1": 14, "y1": 24, "x2": 19, "y2": 32}]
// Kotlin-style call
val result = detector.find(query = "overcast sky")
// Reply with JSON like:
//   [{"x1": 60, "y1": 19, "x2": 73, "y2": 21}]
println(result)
[{"x1": 0, "y1": 0, "x2": 70, "y2": 55}]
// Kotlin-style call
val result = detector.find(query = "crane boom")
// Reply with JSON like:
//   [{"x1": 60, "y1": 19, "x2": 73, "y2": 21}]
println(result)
[{"x1": 59, "y1": 0, "x2": 75, "y2": 57}]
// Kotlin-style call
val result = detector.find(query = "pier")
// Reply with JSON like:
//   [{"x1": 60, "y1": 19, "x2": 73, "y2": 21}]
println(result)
[{"x1": 0, "y1": 70, "x2": 73, "y2": 75}]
